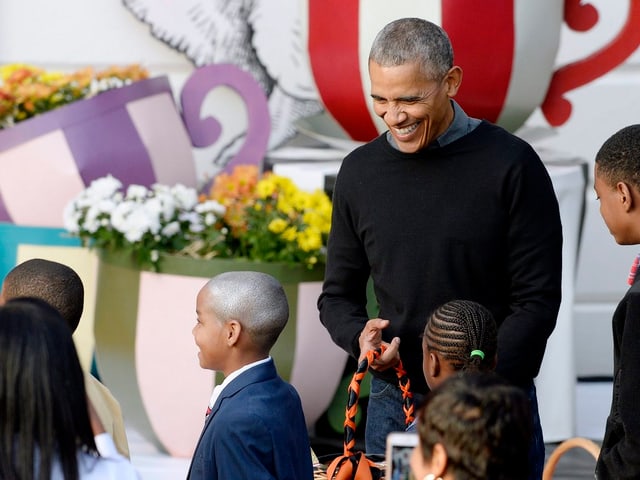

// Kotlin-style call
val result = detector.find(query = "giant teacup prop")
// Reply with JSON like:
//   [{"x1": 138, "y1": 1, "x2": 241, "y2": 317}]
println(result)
[
  {"x1": 308, "y1": 0, "x2": 640, "y2": 139},
  {"x1": 0, "y1": 64, "x2": 270, "y2": 227}
]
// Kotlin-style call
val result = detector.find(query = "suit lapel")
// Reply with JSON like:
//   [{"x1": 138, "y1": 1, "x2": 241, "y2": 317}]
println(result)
[
  {"x1": 186, "y1": 359, "x2": 279, "y2": 479},
  {"x1": 210, "y1": 359, "x2": 278, "y2": 417}
]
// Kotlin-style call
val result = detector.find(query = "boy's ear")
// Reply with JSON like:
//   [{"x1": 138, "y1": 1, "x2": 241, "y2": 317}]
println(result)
[
  {"x1": 617, "y1": 181, "x2": 635, "y2": 212},
  {"x1": 226, "y1": 320, "x2": 242, "y2": 346}
]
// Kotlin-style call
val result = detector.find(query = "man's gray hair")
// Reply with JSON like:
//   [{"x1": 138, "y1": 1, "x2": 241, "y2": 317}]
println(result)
[
  {"x1": 369, "y1": 17, "x2": 453, "y2": 80},
  {"x1": 203, "y1": 271, "x2": 289, "y2": 351}
]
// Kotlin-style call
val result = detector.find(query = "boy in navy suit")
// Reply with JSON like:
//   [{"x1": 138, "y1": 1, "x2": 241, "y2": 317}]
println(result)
[
  {"x1": 187, "y1": 271, "x2": 314, "y2": 480},
  {"x1": 593, "y1": 124, "x2": 640, "y2": 478}
]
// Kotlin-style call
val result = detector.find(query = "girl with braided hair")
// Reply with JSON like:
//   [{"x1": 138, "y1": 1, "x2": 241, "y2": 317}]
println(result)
[
  {"x1": 421, "y1": 299, "x2": 498, "y2": 391},
  {"x1": 406, "y1": 300, "x2": 498, "y2": 435}
]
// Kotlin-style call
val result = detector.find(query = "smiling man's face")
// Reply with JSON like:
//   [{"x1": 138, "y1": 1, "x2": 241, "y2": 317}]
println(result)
[{"x1": 369, "y1": 61, "x2": 460, "y2": 153}]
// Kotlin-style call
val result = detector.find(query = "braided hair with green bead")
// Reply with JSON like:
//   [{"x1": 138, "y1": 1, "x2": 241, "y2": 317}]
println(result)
[{"x1": 423, "y1": 299, "x2": 497, "y2": 373}]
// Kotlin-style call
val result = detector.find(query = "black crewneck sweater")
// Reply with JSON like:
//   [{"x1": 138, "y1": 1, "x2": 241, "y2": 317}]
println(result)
[{"x1": 319, "y1": 121, "x2": 563, "y2": 393}]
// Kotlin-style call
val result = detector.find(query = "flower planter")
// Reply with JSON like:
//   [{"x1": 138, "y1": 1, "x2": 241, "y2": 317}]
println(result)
[
  {"x1": 0, "y1": 75, "x2": 197, "y2": 227},
  {"x1": 93, "y1": 250, "x2": 347, "y2": 457}
]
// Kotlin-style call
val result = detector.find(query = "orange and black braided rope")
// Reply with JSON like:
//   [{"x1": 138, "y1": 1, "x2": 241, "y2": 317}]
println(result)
[{"x1": 341, "y1": 346, "x2": 415, "y2": 456}]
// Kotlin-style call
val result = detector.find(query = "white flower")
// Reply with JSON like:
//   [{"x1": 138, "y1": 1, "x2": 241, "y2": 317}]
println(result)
[
  {"x1": 119, "y1": 207, "x2": 159, "y2": 243},
  {"x1": 62, "y1": 203, "x2": 81, "y2": 233},
  {"x1": 111, "y1": 201, "x2": 137, "y2": 231},
  {"x1": 86, "y1": 175, "x2": 122, "y2": 200},
  {"x1": 204, "y1": 213, "x2": 217, "y2": 226},
  {"x1": 64, "y1": 173, "x2": 241, "y2": 269},
  {"x1": 126, "y1": 184, "x2": 149, "y2": 201},
  {"x1": 161, "y1": 221, "x2": 181, "y2": 237},
  {"x1": 190, "y1": 223, "x2": 205, "y2": 233},
  {"x1": 83, "y1": 205, "x2": 106, "y2": 234},
  {"x1": 143, "y1": 197, "x2": 168, "y2": 227},
  {"x1": 179, "y1": 211, "x2": 205, "y2": 233},
  {"x1": 171, "y1": 184, "x2": 198, "y2": 210},
  {"x1": 155, "y1": 191, "x2": 178, "y2": 221},
  {"x1": 96, "y1": 198, "x2": 117, "y2": 217},
  {"x1": 195, "y1": 200, "x2": 225, "y2": 217}
]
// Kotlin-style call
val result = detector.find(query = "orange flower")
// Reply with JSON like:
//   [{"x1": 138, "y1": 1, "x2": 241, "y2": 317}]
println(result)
[
  {"x1": 96, "y1": 64, "x2": 149, "y2": 82},
  {"x1": 0, "y1": 63, "x2": 150, "y2": 129},
  {"x1": 209, "y1": 165, "x2": 259, "y2": 206},
  {"x1": 6, "y1": 67, "x2": 40, "y2": 85},
  {"x1": 207, "y1": 165, "x2": 260, "y2": 234}
]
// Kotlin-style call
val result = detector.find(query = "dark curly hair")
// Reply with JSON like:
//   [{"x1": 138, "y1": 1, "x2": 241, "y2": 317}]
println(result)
[
  {"x1": 1, "y1": 258, "x2": 84, "y2": 332},
  {"x1": 416, "y1": 372, "x2": 531, "y2": 480},
  {"x1": 595, "y1": 124, "x2": 640, "y2": 190}
]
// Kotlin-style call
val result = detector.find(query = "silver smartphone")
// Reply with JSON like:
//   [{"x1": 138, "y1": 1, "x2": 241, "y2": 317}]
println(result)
[{"x1": 385, "y1": 432, "x2": 419, "y2": 480}]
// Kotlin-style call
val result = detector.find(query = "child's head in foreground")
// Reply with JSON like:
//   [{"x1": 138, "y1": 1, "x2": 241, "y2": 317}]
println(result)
[
  {"x1": 0, "y1": 297, "x2": 97, "y2": 479},
  {"x1": 411, "y1": 372, "x2": 531, "y2": 480},
  {"x1": 193, "y1": 271, "x2": 289, "y2": 375},
  {"x1": 594, "y1": 124, "x2": 640, "y2": 245}
]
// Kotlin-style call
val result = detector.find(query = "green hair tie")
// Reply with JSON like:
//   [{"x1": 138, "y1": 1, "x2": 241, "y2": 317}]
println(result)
[{"x1": 470, "y1": 349, "x2": 485, "y2": 360}]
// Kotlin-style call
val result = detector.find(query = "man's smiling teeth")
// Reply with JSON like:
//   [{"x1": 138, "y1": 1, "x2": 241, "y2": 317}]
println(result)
[{"x1": 394, "y1": 123, "x2": 419, "y2": 135}]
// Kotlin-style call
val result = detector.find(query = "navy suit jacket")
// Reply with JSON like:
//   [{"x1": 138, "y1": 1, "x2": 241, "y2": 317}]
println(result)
[{"x1": 187, "y1": 359, "x2": 314, "y2": 479}]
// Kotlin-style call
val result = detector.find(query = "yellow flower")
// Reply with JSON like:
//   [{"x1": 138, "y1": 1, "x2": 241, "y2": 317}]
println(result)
[
  {"x1": 39, "y1": 71, "x2": 65, "y2": 83},
  {"x1": 0, "y1": 64, "x2": 40, "y2": 82},
  {"x1": 256, "y1": 175, "x2": 277, "y2": 198},
  {"x1": 276, "y1": 195, "x2": 295, "y2": 217},
  {"x1": 303, "y1": 211, "x2": 330, "y2": 233},
  {"x1": 281, "y1": 226, "x2": 298, "y2": 242},
  {"x1": 198, "y1": 165, "x2": 332, "y2": 267},
  {"x1": 297, "y1": 228, "x2": 323, "y2": 252},
  {"x1": 268, "y1": 218, "x2": 288, "y2": 234},
  {"x1": 0, "y1": 63, "x2": 149, "y2": 129}
]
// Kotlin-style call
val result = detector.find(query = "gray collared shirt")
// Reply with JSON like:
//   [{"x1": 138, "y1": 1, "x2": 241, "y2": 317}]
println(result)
[{"x1": 386, "y1": 99, "x2": 480, "y2": 150}]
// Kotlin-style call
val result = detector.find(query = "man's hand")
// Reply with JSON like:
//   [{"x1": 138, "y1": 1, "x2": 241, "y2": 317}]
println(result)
[{"x1": 358, "y1": 318, "x2": 400, "y2": 371}]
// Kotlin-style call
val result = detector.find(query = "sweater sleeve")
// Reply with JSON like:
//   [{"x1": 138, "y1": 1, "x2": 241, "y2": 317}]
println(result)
[
  {"x1": 597, "y1": 292, "x2": 640, "y2": 478},
  {"x1": 494, "y1": 145, "x2": 563, "y2": 387},
  {"x1": 317, "y1": 164, "x2": 371, "y2": 359}
]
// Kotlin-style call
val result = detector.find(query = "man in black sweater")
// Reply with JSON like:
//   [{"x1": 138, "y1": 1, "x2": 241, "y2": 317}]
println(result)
[{"x1": 318, "y1": 17, "x2": 562, "y2": 479}]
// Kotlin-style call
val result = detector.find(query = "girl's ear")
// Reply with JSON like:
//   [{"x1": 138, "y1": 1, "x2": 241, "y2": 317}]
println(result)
[
  {"x1": 429, "y1": 352, "x2": 441, "y2": 378},
  {"x1": 430, "y1": 442, "x2": 448, "y2": 478}
]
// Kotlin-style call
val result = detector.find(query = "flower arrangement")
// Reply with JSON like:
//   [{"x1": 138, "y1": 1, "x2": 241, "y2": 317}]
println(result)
[
  {"x1": 204, "y1": 165, "x2": 332, "y2": 267},
  {"x1": 63, "y1": 165, "x2": 332, "y2": 270},
  {"x1": 0, "y1": 63, "x2": 149, "y2": 129}
]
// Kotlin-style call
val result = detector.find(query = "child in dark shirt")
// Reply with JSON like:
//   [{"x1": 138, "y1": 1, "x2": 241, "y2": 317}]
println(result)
[{"x1": 593, "y1": 124, "x2": 640, "y2": 479}]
